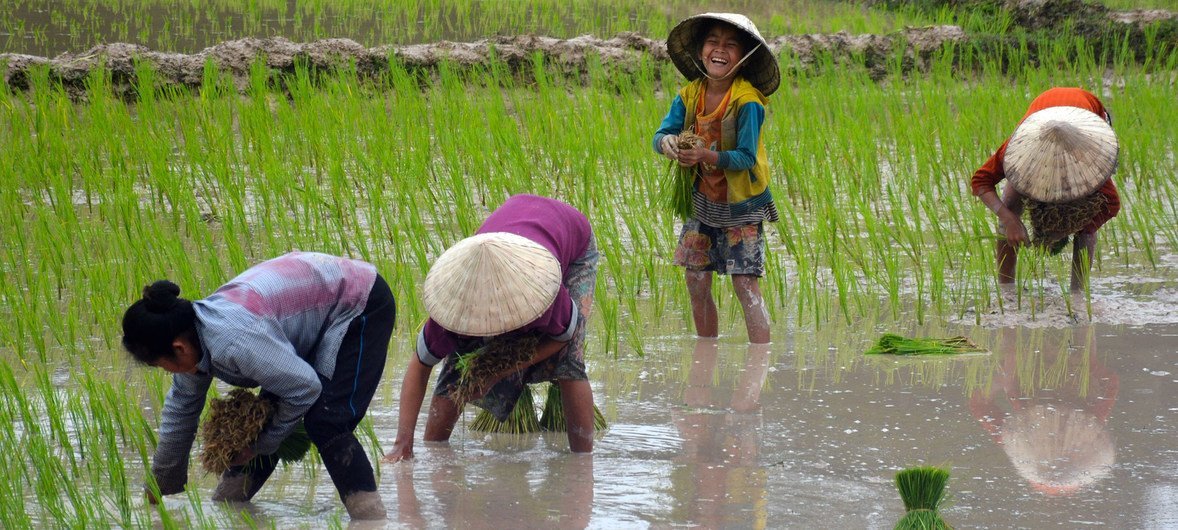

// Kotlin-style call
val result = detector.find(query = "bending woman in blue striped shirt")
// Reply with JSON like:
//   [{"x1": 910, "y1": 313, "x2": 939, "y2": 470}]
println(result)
[{"x1": 121, "y1": 251, "x2": 395, "y2": 520}]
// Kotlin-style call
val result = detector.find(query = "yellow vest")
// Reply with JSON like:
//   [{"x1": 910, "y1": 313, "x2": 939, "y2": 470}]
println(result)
[{"x1": 678, "y1": 77, "x2": 772, "y2": 212}]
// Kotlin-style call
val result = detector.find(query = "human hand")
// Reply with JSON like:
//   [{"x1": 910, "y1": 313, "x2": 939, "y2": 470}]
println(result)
[
  {"x1": 1002, "y1": 217, "x2": 1030, "y2": 247},
  {"x1": 229, "y1": 447, "x2": 256, "y2": 467},
  {"x1": 382, "y1": 439, "x2": 414, "y2": 463},
  {"x1": 676, "y1": 147, "x2": 714, "y2": 169},
  {"x1": 658, "y1": 135, "x2": 680, "y2": 161}
]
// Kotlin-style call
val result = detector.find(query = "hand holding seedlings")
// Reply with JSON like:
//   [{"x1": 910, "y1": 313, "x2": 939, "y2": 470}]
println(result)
[
  {"x1": 676, "y1": 146, "x2": 718, "y2": 169},
  {"x1": 658, "y1": 134, "x2": 681, "y2": 160}
]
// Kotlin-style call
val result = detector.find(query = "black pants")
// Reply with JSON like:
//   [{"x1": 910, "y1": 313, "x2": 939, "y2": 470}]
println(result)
[{"x1": 227, "y1": 275, "x2": 395, "y2": 500}]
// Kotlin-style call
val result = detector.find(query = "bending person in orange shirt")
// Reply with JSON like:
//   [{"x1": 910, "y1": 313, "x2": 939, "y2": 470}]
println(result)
[{"x1": 971, "y1": 87, "x2": 1120, "y2": 292}]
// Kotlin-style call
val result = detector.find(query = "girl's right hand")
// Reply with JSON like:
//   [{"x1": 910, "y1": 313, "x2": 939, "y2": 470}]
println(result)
[{"x1": 659, "y1": 135, "x2": 680, "y2": 161}]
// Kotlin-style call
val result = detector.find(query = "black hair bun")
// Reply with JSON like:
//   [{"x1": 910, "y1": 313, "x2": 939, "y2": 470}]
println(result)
[{"x1": 142, "y1": 280, "x2": 182, "y2": 312}]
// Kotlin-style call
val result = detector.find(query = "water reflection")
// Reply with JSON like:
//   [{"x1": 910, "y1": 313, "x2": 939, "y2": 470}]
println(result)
[
  {"x1": 391, "y1": 447, "x2": 594, "y2": 529},
  {"x1": 968, "y1": 327, "x2": 1119, "y2": 496},
  {"x1": 669, "y1": 339, "x2": 772, "y2": 528}
]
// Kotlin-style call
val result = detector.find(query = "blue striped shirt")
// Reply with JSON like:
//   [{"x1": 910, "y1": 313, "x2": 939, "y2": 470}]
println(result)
[{"x1": 151, "y1": 252, "x2": 376, "y2": 494}]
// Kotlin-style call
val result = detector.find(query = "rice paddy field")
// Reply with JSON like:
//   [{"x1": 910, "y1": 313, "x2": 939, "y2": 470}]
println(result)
[{"x1": 2, "y1": 1, "x2": 1177, "y2": 528}]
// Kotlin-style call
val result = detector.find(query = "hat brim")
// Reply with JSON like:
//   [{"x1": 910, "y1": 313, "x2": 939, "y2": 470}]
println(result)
[
  {"x1": 423, "y1": 232, "x2": 562, "y2": 337},
  {"x1": 1004, "y1": 106, "x2": 1119, "y2": 203},
  {"x1": 666, "y1": 13, "x2": 780, "y2": 96}
]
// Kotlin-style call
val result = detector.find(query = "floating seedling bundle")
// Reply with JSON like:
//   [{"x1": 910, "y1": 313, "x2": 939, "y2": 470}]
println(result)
[
  {"x1": 662, "y1": 131, "x2": 706, "y2": 219},
  {"x1": 200, "y1": 388, "x2": 312, "y2": 474},
  {"x1": 1025, "y1": 193, "x2": 1109, "y2": 255},
  {"x1": 893, "y1": 466, "x2": 953, "y2": 530},
  {"x1": 864, "y1": 334, "x2": 985, "y2": 356}
]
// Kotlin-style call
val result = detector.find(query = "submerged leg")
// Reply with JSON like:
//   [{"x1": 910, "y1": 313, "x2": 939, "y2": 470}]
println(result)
[
  {"x1": 731, "y1": 275, "x2": 770, "y2": 344},
  {"x1": 686, "y1": 270, "x2": 718, "y2": 337},
  {"x1": 1071, "y1": 231, "x2": 1097, "y2": 293},
  {"x1": 423, "y1": 394, "x2": 461, "y2": 442},
  {"x1": 558, "y1": 379, "x2": 594, "y2": 453}
]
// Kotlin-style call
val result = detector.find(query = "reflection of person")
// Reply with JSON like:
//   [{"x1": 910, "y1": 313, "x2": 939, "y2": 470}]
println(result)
[
  {"x1": 384, "y1": 194, "x2": 599, "y2": 462},
  {"x1": 120, "y1": 252, "x2": 395, "y2": 519},
  {"x1": 395, "y1": 450, "x2": 594, "y2": 528},
  {"x1": 968, "y1": 327, "x2": 1119, "y2": 495},
  {"x1": 672, "y1": 340, "x2": 772, "y2": 527},
  {"x1": 652, "y1": 13, "x2": 781, "y2": 344},
  {"x1": 971, "y1": 87, "x2": 1120, "y2": 292}
]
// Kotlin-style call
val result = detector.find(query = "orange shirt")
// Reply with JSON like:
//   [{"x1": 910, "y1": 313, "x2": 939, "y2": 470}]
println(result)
[
  {"x1": 694, "y1": 88, "x2": 733, "y2": 204},
  {"x1": 971, "y1": 88, "x2": 1120, "y2": 232}
]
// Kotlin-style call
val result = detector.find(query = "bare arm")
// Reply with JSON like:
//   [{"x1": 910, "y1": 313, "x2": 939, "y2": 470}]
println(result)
[{"x1": 383, "y1": 357, "x2": 433, "y2": 462}]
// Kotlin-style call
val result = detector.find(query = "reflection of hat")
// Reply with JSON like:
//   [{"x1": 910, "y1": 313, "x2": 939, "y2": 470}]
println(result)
[
  {"x1": 1004, "y1": 106, "x2": 1118, "y2": 203},
  {"x1": 666, "y1": 13, "x2": 780, "y2": 96},
  {"x1": 1001, "y1": 405, "x2": 1115, "y2": 495},
  {"x1": 423, "y1": 232, "x2": 561, "y2": 337}
]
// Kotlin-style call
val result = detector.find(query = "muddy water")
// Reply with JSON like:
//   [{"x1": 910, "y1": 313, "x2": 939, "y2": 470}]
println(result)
[{"x1": 140, "y1": 317, "x2": 1178, "y2": 528}]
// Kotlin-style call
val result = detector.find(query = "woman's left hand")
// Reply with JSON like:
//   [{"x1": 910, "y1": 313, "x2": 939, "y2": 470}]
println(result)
[
  {"x1": 229, "y1": 447, "x2": 257, "y2": 466},
  {"x1": 676, "y1": 147, "x2": 716, "y2": 168}
]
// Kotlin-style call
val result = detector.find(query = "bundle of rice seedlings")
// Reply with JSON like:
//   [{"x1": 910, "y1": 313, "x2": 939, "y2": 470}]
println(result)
[
  {"x1": 864, "y1": 334, "x2": 985, "y2": 356},
  {"x1": 200, "y1": 388, "x2": 313, "y2": 474},
  {"x1": 661, "y1": 131, "x2": 706, "y2": 219},
  {"x1": 468, "y1": 388, "x2": 541, "y2": 433},
  {"x1": 894, "y1": 466, "x2": 953, "y2": 530},
  {"x1": 1024, "y1": 193, "x2": 1107, "y2": 255},
  {"x1": 538, "y1": 383, "x2": 608, "y2": 432},
  {"x1": 449, "y1": 333, "x2": 541, "y2": 406}
]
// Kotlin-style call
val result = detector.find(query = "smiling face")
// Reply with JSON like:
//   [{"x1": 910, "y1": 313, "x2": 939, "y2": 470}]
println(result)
[{"x1": 698, "y1": 23, "x2": 747, "y2": 79}]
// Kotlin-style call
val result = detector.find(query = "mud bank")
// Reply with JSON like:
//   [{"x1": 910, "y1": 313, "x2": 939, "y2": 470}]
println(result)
[
  {"x1": 1, "y1": 0, "x2": 1173, "y2": 99},
  {"x1": 1, "y1": 27, "x2": 971, "y2": 98}
]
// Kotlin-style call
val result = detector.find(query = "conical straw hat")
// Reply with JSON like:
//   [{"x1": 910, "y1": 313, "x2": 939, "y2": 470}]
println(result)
[
  {"x1": 1004, "y1": 106, "x2": 1118, "y2": 203},
  {"x1": 666, "y1": 13, "x2": 780, "y2": 96},
  {"x1": 423, "y1": 232, "x2": 562, "y2": 337}
]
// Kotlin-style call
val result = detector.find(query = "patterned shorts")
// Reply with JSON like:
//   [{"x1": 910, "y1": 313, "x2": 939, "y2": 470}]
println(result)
[
  {"x1": 673, "y1": 219, "x2": 765, "y2": 277},
  {"x1": 433, "y1": 236, "x2": 599, "y2": 421}
]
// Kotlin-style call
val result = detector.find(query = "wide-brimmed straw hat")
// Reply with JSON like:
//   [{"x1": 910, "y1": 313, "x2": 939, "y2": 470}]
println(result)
[
  {"x1": 423, "y1": 232, "x2": 562, "y2": 337},
  {"x1": 1004, "y1": 106, "x2": 1118, "y2": 203},
  {"x1": 666, "y1": 13, "x2": 780, "y2": 96}
]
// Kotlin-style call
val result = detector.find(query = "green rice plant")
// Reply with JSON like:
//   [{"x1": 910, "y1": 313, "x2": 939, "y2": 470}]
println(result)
[
  {"x1": 893, "y1": 466, "x2": 952, "y2": 530},
  {"x1": 537, "y1": 383, "x2": 608, "y2": 432},
  {"x1": 468, "y1": 388, "x2": 541, "y2": 434}
]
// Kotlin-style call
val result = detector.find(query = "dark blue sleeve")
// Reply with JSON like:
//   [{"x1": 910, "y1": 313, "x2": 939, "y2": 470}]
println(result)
[
  {"x1": 715, "y1": 101, "x2": 765, "y2": 170},
  {"x1": 653, "y1": 96, "x2": 687, "y2": 154}
]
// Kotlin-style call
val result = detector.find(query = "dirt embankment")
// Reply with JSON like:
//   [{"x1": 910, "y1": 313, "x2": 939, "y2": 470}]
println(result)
[
  {"x1": 1, "y1": 0, "x2": 1172, "y2": 98},
  {"x1": 0, "y1": 26, "x2": 971, "y2": 98}
]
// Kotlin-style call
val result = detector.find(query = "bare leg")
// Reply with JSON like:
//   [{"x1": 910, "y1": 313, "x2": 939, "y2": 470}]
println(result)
[
  {"x1": 1071, "y1": 232, "x2": 1097, "y2": 293},
  {"x1": 997, "y1": 185, "x2": 1025, "y2": 285},
  {"x1": 558, "y1": 379, "x2": 594, "y2": 453},
  {"x1": 686, "y1": 270, "x2": 718, "y2": 338},
  {"x1": 422, "y1": 395, "x2": 461, "y2": 442},
  {"x1": 731, "y1": 275, "x2": 770, "y2": 344}
]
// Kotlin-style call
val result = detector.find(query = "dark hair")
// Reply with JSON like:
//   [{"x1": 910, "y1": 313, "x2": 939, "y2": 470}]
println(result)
[
  {"x1": 694, "y1": 20, "x2": 757, "y2": 58},
  {"x1": 121, "y1": 280, "x2": 197, "y2": 365}
]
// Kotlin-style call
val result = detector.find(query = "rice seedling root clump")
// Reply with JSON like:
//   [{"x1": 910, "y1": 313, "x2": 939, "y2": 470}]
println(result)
[
  {"x1": 450, "y1": 334, "x2": 542, "y2": 405},
  {"x1": 864, "y1": 334, "x2": 985, "y2": 356},
  {"x1": 1024, "y1": 194, "x2": 1108, "y2": 255},
  {"x1": 200, "y1": 388, "x2": 311, "y2": 474}
]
